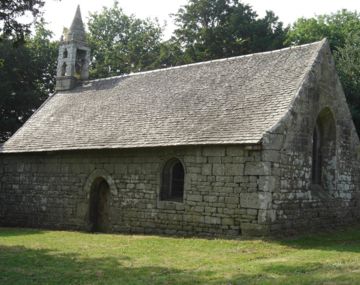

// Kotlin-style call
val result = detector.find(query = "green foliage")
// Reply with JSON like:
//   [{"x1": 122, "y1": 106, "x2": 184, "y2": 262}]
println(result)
[
  {"x1": 0, "y1": 0, "x2": 46, "y2": 43},
  {"x1": 1, "y1": 227, "x2": 360, "y2": 284},
  {"x1": 87, "y1": 1, "x2": 164, "y2": 79},
  {"x1": 153, "y1": 39, "x2": 188, "y2": 68},
  {"x1": 27, "y1": 21, "x2": 58, "y2": 95},
  {"x1": 286, "y1": 10, "x2": 360, "y2": 50},
  {"x1": 173, "y1": 0, "x2": 288, "y2": 62},
  {"x1": 0, "y1": 21, "x2": 58, "y2": 142},
  {"x1": 335, "y1": 32, "x2": 360, "y2": 131}
]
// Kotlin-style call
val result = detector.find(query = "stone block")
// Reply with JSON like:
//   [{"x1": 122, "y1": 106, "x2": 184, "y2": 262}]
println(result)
[
  {"x1": 213, "y1": 164, "x2": 225, "y2": 175},
  {"x1": 201, "y1": 164, "x2": 212, "y2": 175},
  {"x1": 204, "y1": 216, "x2": 221, "y2": 224},
  {"x1": 240, "y1": 192, "x2": 271, "y2": 209},
  {"x1": 257, "y1": 176, "x2": 278, "y2": 192},
  {"x1": 225, "y1": 197, "x2": 239, "y2": 204},
  {"x1": 262, "y1": 133, "x2": 285, "y2": 150},
  {"x1": 224, "y1": 163, "x2": 244, "y2": 176},
  {"x1": 176, "y1": 204, "x2": 185, "y2": 211},
  {"x1": 188, "y1": 166, "x2": 201, "y2": 174},
  {"x1": 222, "y1": 217, "x2": 234, "y2": 226},
  {"x1": 187, "y1": 194, "x2": 202, "y2": 202},
  {"x1": 194, "y1": 206, "x2": 205, "y2": 213},
  {"x1": 262, "y1": 150, "x2": 280, "y2": 162},
  {"x1": 258, "y1": 209, "x2": 276, "y2": 224},
  {"x1": 204, "y1": 195, "x2": 218, "y2": 203},
  {"x1": 246, "y1": 209, "x2": 258, "y2": 216},
  {"x1": 244, "y1": 161, "x2": 271, "y2": 176},
  {"x1": 202, "y1": 147, "x2": 225, "y2": 157},
  {"x1": 241, "y1": 223, "x2": 270, "y2": 236},
  {"x1": 115, "y1": 164, "x2": 127, "y2": 174},
  {"x1": 226, "y1": 146, "x2": 245, "y2": 157},
  {"x1": 208, "y1": 157, "x2": 222, "y2": 163},
  {"x1": 204, "y1": 206, "x2": 216, "y2": 213}
]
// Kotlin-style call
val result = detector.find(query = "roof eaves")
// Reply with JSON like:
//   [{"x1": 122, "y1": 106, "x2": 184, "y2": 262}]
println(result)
[{"x1": 0, "y1": 140, "x2": 262, "y2": 154}]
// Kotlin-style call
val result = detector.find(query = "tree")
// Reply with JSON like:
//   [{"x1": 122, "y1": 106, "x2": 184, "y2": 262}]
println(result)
[
  {"x1": 0, "y1": 21, "x2": 58, "y2": 142},
  {"x1": 27, "y1": 20, "x2": 58, "y2": 94},
  {"x1": 0, "y1": 0, "x2": 47, "y2": 43},
  {"x1": 151, "y1": 39, "x2": 187, "y2": 68},
  {"x1": 286, "y1": 10, "x2": 360, "y2": 50},
  {"x1": 335, "y1": 32, "x2": 360, "y2": 132},
  {"x1": 173, "y1": 0, "x2": 287, "y2": 62},
  {"x1": 87, "y1": 2, "x2": 164, "y2": 79}
]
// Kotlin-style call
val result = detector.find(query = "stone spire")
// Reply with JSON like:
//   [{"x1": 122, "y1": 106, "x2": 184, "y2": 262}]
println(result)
[
  {"x1": 55, "y1": 5, "x2": 90, "y2": 91},
  {"x1": 67, "y1": 5, "x2": 86, "y2": 42}
]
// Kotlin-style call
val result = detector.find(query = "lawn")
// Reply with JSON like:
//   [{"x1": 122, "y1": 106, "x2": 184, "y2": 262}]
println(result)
[{"x1": 1, "y1": 227, "x2": 360, "y2": 284}]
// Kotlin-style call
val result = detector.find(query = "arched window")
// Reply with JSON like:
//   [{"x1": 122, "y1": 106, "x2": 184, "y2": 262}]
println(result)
[
  {"x1": 160, "y1": 158, "x2": 185, "y2": 202},
  {"x1": 61, "y1": 62, "x2": 67, "y2": 76},
  {"x1": 63, "y1": 48, "x2": 68, "y2": 58},
  {"x1": 312, "y1": 124, "x2": 322, "y2": 185},
  {"x1": 311, "y1": 108, "x2": 336, "y2": 189}
]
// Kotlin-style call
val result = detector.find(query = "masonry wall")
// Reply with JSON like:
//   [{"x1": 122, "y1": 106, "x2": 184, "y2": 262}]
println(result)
[
  {"x1": 0, "y1": 145, "x2": 271, "y2": 237},
  {"x1": 261, "y1": 42, "x2": 360, "y2": 233}
]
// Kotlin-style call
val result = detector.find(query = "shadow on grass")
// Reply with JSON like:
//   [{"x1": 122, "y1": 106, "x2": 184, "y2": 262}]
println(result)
[
  {"x1": 276, "y1": 226, "x2": 360, "y2": 253},
  {"x1": 249, "y1": 262, "x2": 360, "y2": 285},
  {"x1": 0, "y1": 245, "x2": 219, "y2": 285},
  {"x1": 0, "y1": 227, "x2": 45, "y2": 237}
]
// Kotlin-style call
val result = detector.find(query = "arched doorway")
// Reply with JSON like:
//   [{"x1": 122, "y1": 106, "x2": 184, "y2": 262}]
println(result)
[{"x1": 89, "y1": 177, "x2": 110, "y2": 232}]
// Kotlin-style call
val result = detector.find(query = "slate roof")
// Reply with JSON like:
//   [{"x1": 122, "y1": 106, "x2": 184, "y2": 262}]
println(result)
[{"x1": 1, "y1": 40, "x2": 326, "y2": 153}]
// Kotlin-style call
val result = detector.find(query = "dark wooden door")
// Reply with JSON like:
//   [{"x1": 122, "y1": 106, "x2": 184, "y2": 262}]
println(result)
[{"x1": 89, "y1": 179, "x2": 110, "y2": 232}]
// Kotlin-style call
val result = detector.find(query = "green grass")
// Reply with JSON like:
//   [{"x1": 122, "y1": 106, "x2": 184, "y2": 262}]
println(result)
[{"x1": 1, "y1": 227, "x2": 360, "y2": 284}]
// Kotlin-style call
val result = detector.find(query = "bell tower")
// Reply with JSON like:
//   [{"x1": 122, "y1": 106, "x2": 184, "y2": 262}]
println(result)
[{"x1": 56, "y1": 5, "x2": 90, "y2": 91}]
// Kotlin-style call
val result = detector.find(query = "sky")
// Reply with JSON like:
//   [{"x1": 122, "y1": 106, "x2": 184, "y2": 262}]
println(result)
[{"x1": 42, "y1": 0, "x2": 360, "y2": 40}]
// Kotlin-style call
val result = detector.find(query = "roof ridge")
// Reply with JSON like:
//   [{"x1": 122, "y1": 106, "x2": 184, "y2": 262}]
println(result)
[{"x1": 83, "y1": 40, "x2": 325, "y2": 84}]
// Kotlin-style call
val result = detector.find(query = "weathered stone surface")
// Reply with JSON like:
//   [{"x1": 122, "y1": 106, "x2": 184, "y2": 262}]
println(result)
[
  {"x1": 240, "y1": 193, "x2": 259, "y2": 209},
  {"x1": 263, "y1": 40, "x2": 360, "y2": 233},
  {"x1": 257, "y1": 176, "x2": 278, "y2": 192},
  {"x1": 202, "y1": 147, "x2": 225, "y2": 157},
  {"x1": 244, "y1": 162, "x2": 271, "y2": 176},
  {"x1": 262, "y1": 133, "x2": 285, "y2": 151},
  {"x1": 0, "y1": 146, "x2": 258, "y2": 237},
  {"x1": 241, "y1": 223, "x2": 270, "y2": 236}
]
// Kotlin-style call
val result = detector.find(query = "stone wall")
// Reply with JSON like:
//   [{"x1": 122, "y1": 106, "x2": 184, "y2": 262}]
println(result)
[
  {"x1": 0, "y1": 145, "x2": 271, "y2": 237},
  {"x1": 261, "y1": 40, "x2": 360, "y2": 233}
]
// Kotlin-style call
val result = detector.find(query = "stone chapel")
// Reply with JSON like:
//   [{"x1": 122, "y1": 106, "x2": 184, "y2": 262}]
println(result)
[{"x1": 0, "y1": 6, "x2": 359, "y2": 236}]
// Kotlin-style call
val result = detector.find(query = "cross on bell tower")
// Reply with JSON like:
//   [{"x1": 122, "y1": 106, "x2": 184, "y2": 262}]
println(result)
[{"x1": 56, "y1": 5, "x2": 91, "y2": 91}]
